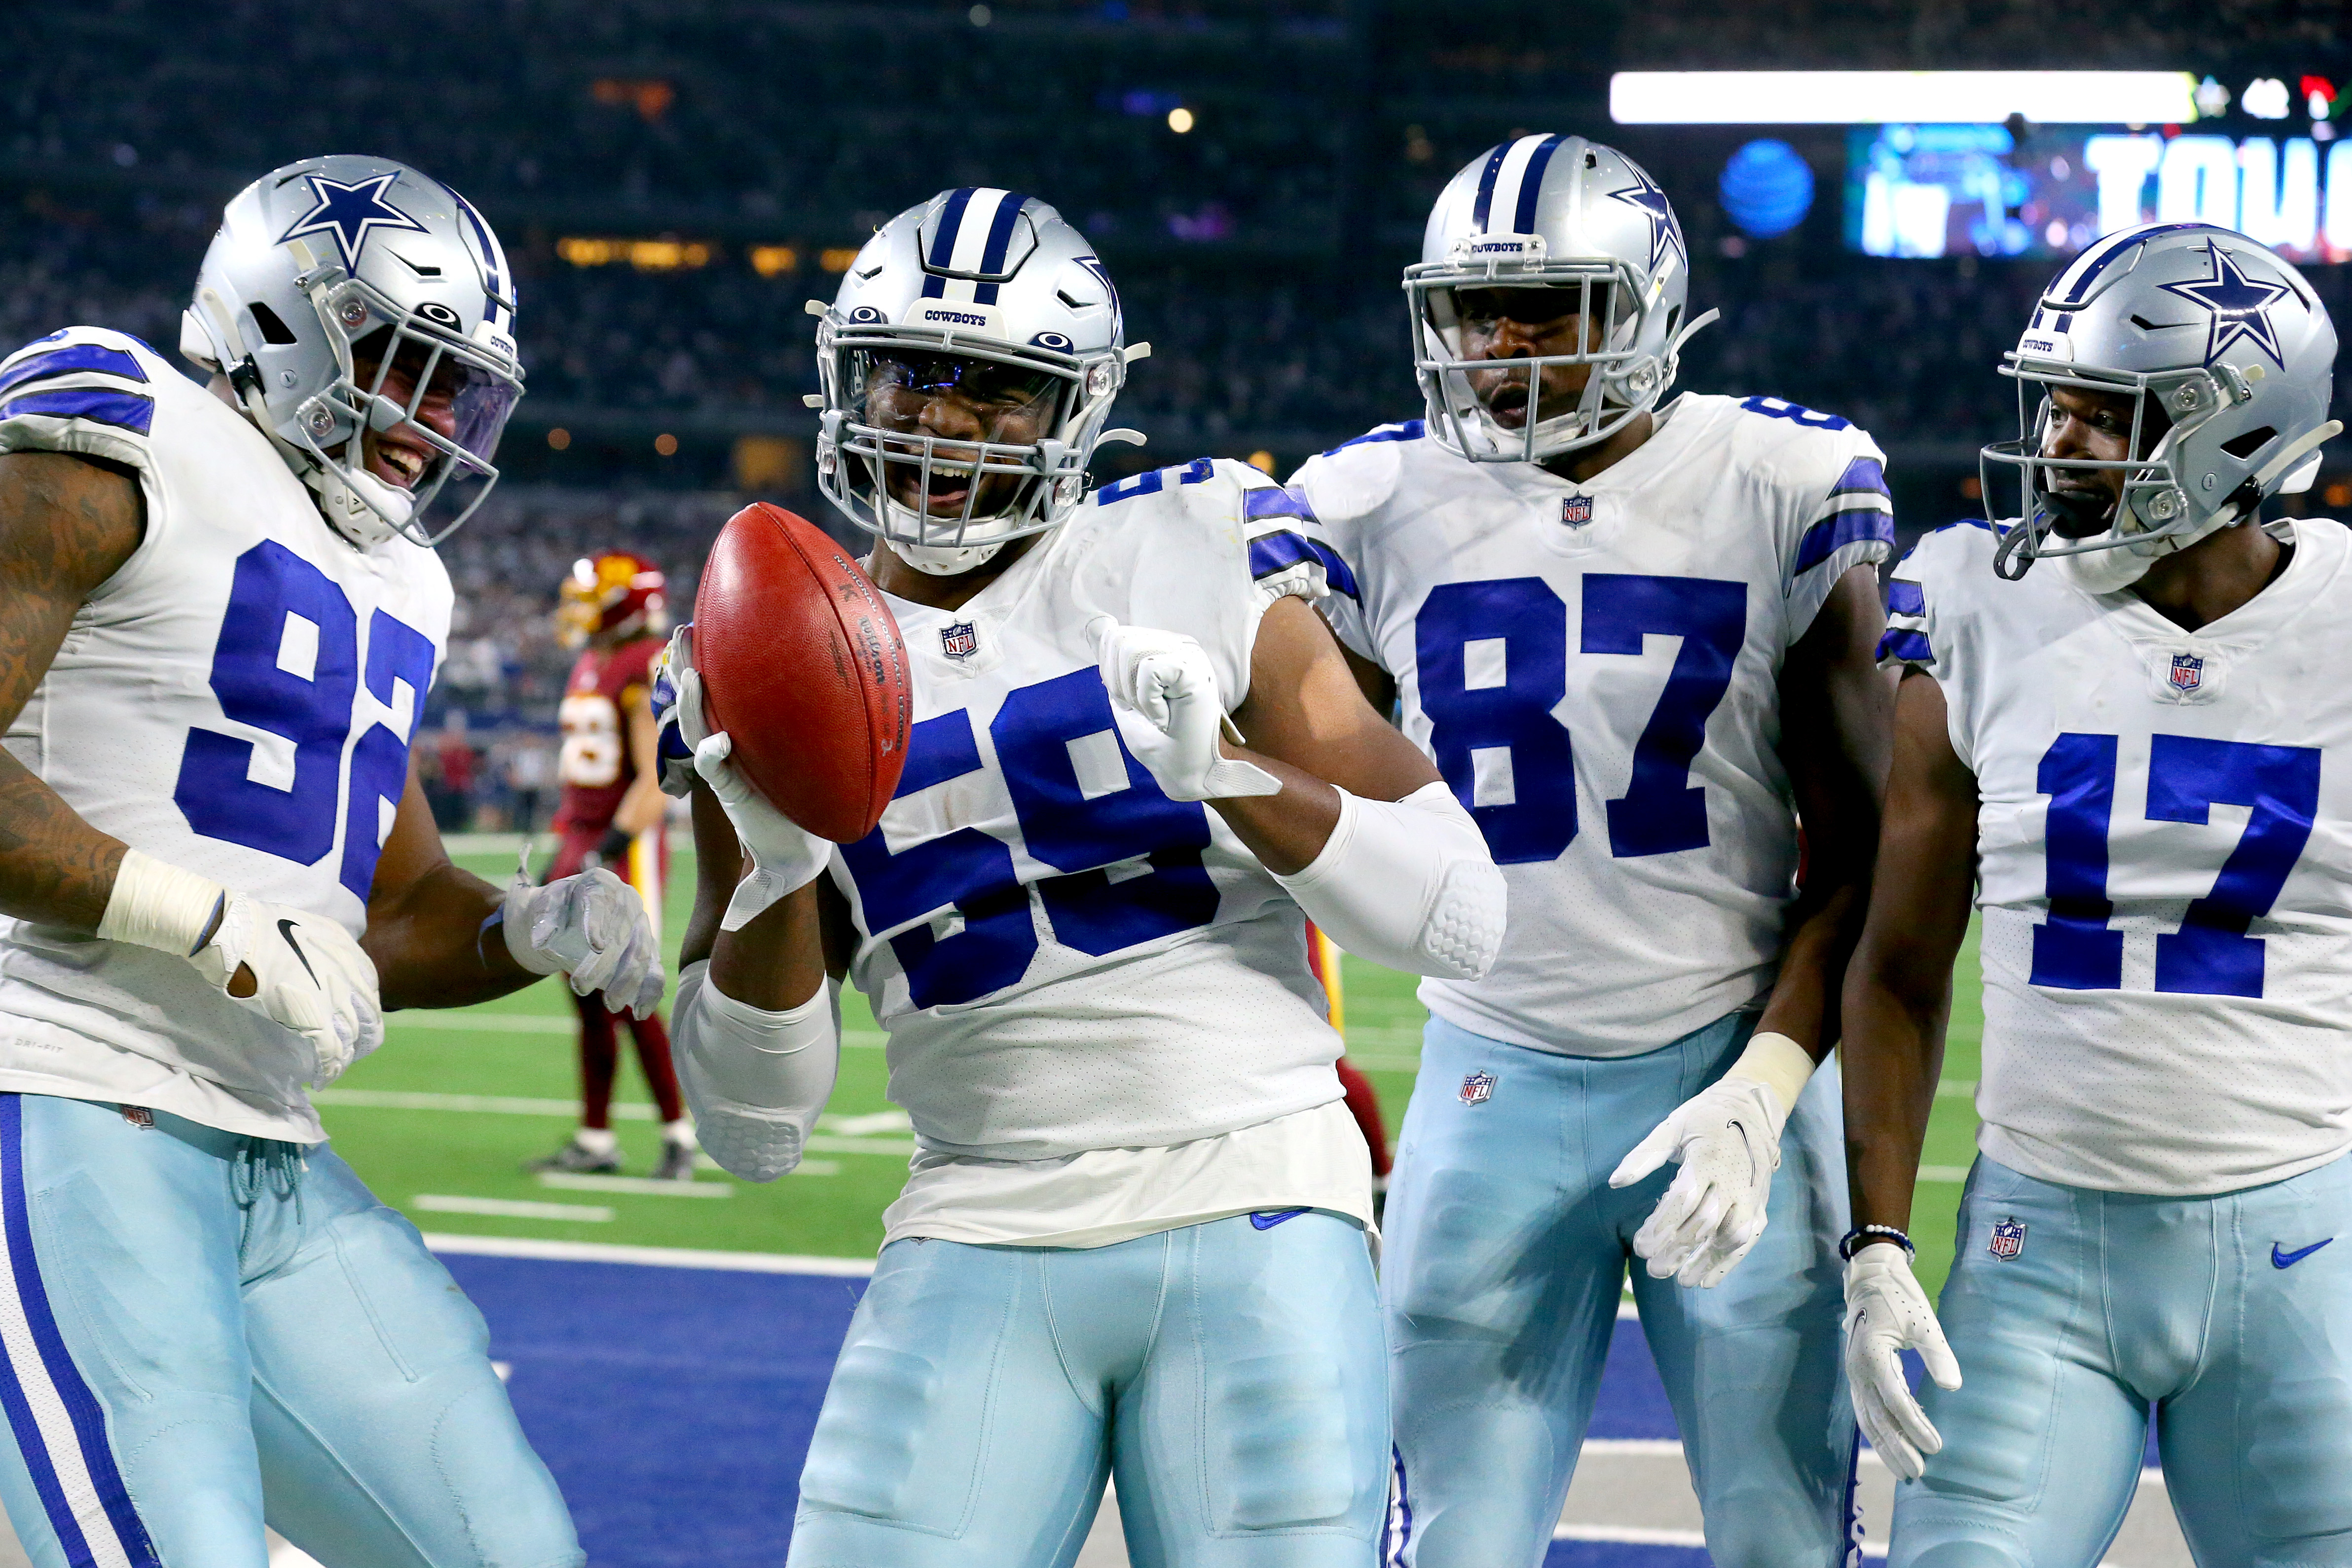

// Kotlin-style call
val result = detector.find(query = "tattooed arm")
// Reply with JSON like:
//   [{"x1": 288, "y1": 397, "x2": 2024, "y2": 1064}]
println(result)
[{"x1": 0, "y1": 451, "x2": 146, "y2": 930}]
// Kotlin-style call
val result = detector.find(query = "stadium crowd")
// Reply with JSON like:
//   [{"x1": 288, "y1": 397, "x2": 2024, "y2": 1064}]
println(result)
[{"x1": 8, "y1": 0, "x2": 2349, "y2": 827}]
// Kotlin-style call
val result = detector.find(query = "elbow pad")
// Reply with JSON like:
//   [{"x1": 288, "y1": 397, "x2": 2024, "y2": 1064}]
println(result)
[
  {"x1": 672, "y1": 960, "x2": 840, "y2": 1182},
  {"x1": 1274, "y1": 782, "x2": 1506, "y2": 981}
]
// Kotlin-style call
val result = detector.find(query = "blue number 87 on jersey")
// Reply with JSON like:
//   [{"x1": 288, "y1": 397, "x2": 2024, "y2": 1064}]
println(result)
[
  {"x1": 172, "y1": 542, "x2": 435, "y2": 901},
  {"x1": 840, "y1": 667, "x2": 1218, "y2": 1009}
]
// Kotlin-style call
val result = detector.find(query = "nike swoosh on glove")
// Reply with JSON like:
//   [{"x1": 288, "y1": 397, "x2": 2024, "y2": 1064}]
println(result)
[
  {"x1": 501, "y1": 859, "x2": 666, "y2": 1018},
  {"x1": 190, "y1": 894, "x2": 384, "y2": 1087},
  {"x1": 1090, "y1": 618, "x2": 1280, "y2": 802},
  {"x1": 1843, "y1": 1241, "x2": 1963, "y2": 1481},
  {"x1": 691, "y1": 733, "x2": 836, "y2": 931},
  {"x1": 1609, "y1": 1076, "x2": 1787, "y2": 1288}
]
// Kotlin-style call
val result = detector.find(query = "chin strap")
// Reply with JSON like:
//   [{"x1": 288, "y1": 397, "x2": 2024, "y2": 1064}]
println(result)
[{"x1": 2252, "y1": 420, "x2": 2344, "y2": 492}]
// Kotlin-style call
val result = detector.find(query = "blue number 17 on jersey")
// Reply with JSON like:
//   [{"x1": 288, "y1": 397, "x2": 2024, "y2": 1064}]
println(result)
[{"x1": 2033, "y1": 730, "x2": 2320, "y2": 999}]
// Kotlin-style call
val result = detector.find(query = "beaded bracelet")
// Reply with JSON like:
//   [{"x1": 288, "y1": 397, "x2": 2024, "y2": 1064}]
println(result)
[{"x1": 1838, "y1": 1224, "x2": 1916, "y2": 1262}]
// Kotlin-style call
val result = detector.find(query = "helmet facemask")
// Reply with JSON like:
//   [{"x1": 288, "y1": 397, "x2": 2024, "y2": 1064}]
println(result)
[
  {"x1": 1408, "y1": 253, "x2": 1691, "y2": 465},
  {"x1": 291, "y1": 273, "x2": 521, "y2": 548},
  {"x1": 1984, "y1": 360, "x2": 2226, "y2": 590},
  {"x1": 816, "y1": 321, "x2": 1117, "y2": 571}
]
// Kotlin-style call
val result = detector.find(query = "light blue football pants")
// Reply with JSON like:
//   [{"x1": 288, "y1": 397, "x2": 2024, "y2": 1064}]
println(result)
[
  {"x1": 0, "y1": 1094, "x2": 579, "y2": 1568},
  {"x1": 1381, "y1": 1011, "x2": 1856, "y2": 1568},
  {"x1": 1892, "y1": 1149, "x2": 2352, "y2": 1568},
  {"x1": 786, "y1": 1211, "x2": 1390, "y2": 1568}
]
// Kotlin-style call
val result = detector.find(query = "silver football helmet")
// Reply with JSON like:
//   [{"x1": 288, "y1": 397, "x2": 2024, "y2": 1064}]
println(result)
[
  {"x1": 810, "y1": 188, "x2": 1149, "y2": 574},
  {"x1": 180, "y1": 154, "x2": 524, "y2": 549},
  {"x1": 1409, "y1": 135, "x2": 1716, "y2": 464},
  {"x1": 1984, "y1": 222, "x2": 2339, "y2": 590}
]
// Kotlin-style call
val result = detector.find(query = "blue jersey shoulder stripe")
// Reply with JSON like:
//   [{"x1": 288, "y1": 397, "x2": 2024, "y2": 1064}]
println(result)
[
  {"x1": 1876, "y1": 627, "x2": 1933, "y2": 664},
  {"x1": 1241, "y1": 484, "x2": 1315, "y2": 523},
  {"x1": 1885, "y1": 579, "x2": 1926, "y2": 617},
  {"x1": 1828, "y1": 455, "x2": 1889, "y2": 499},
  {"x1": 0, "y1": 387, "x2": 155, "y2": 437},
  {"x1": 1248, "y1": 530, "x2": 1361, "y2": 601},
  {"x1": 0, "y1": 343, "x2": 148, "y2": 401},
  {"x1": 1794, "y1": 508, "x2": 1896, "y2": 575},
  {"x1": 1322, "y1": 419, "x2": 1427, "y2": 456}
]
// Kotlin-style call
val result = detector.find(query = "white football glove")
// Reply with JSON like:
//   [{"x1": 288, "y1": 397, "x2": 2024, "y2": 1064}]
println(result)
[
  {"x1": 501, "y1": 858, "x2": 665, "y2": 1018},
  {"x1": 195, "y1": 893, "x2": 383, "y2": 1087},
  {"x1": 648, "y1": 623, "x2": 706, "y2": 798},
  {"x1": 1090, "y1": 618, "x2": 1280, "y2": 802},
  {"x1": 694, "y1": 733, "x2": 834, "y2": 932},
  {"x1": 1843, "y1": 1240, "x2": 1963, "y2": 1481},
  {"x1": 1608, "y1": 1031, "x2": 1814, "y2": 1288},
  {"x1": 98, "y1": 848, "x2": 381, "y2": 1088}
]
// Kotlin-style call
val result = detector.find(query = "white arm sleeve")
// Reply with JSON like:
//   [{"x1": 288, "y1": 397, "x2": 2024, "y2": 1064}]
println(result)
[
  {"x1": 1273, "y1": 781, "x2": 1505, "y2": 981},
  {"x1": 672, "y1": 960, "x2": 840, "y2": 1182}
]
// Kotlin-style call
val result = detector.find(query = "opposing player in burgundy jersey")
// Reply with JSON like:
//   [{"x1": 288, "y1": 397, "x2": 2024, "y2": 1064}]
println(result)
[{"x1": 529, "y1": 550, "x2": 695, "y2": 1177}]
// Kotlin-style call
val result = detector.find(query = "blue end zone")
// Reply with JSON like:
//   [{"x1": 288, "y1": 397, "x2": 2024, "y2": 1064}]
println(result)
[
  {"x1": 445, "y1": 1255, "x2": 864, "y2": 1566},
  {"x1": 447, "y1": 1253, "x2": 2157, "y2": 1567},
  {"x1": 445, "y1": 1253, "x2": 1703, "y2": 1566}
]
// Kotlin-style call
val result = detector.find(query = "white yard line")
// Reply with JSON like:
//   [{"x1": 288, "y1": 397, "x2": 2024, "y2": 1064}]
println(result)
[
  {"x1": 535, "y1": 1173, "x2": 733, "y2": 1198},
  {"x1": 413, "y1": 1194, "x2": 613, "y2": 1222},
  {"x1": 421, "y1": 1233, "x2": 877, "y2": 1275}
]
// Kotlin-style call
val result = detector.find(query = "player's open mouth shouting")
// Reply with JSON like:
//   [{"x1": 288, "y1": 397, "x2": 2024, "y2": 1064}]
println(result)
[
  {"x1": 1452, "y1": 285, "x2": 1607, "y2": 431},
  {"x1": 349, "y1": 328, "x2": 464, "y2": 493},
  {"x1": 859, "y1": 349, "x2": 1061, "y2": 521}
]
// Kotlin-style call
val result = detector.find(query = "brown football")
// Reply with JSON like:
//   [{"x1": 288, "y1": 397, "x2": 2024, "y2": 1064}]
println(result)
[{"x1": 692, "y1": 504, "x2": 912, "y2": 842}]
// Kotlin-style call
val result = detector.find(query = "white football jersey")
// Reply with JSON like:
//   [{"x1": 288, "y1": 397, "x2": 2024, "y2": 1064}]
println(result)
[
  {"x1": 834, "y1": 457, "x2": 1354, "y2": 1176},
  {"x1": 1885, "y1": 516, "x2": 2352, "y2": 1196},
  {"x1": 0, "y1": 328, "x2": 451, "y2": 1142},
  {"x1": 1293, "y1": 394, "x2": 1894, "y2": 1055}
]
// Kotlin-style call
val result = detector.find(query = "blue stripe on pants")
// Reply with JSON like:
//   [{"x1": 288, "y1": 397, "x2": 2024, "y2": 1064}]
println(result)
[{"x1": 0, "y1": 1094, "x2": 160, "y2": 1567}]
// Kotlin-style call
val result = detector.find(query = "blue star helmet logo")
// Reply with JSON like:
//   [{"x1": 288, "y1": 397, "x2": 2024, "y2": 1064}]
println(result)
[
  {"x1": 2157, "y1": 242, "x2": 2292, "y2": 369},
  {"x1": 278, "y1": 173, "x2": 430, "y2": 273},
  {"x1": 1606, "y1": 165, "x2": 1686, "y2": 274}
]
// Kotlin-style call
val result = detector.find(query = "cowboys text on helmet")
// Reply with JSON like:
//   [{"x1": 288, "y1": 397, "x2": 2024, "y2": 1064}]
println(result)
[{"x1": 180, "y1": 154, "x2": 524, "y2": 549}]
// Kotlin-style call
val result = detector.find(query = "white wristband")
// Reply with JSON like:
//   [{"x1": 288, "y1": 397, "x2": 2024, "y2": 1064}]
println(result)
[
  {"x1": 96, "y1": 849, "x2": 225, "y2": 957},
  {"x1": 1724, "y1": 1030, "x2": 1816, "y2": 1114}
]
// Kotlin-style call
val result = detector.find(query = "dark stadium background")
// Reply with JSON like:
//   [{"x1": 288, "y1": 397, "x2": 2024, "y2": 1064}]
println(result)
[{"x1": 11, "y1": 0, "x2": 2349, "y2": 819}]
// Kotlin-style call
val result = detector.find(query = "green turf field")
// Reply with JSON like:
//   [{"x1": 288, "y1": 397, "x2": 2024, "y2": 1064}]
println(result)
[{"x1": 330, "y1": 842, "x2": 1985, "y2": 1293}]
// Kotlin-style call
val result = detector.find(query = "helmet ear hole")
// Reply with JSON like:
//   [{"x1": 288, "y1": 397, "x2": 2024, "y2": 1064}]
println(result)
[
  {"x1": 2220, "y1": 425, "x2": 2278, "y2": 461},
  {"x1": 247, "y1": 302, "x2": 299, "y2": 346}
]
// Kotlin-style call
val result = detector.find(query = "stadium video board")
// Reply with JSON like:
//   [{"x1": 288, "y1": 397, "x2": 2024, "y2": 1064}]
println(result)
[{"x1": 1845, "y1": 125, "x2": 2352, "y2": 263}]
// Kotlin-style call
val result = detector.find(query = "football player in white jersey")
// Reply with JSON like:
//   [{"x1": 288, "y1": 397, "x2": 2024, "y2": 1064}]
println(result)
[
  {"x1": 651, "y1": 187, "x2": 1506, "y2": 1567},
  {"x1": 1289, "y1": 137, "x2": 1895, "y2": 1566},
  {"x1": 1844, "y1": 222, "x2": 2352, "y2": 1565},
  {"x1": 0, "y1": 157, "x2": 663, "y2": 1566}
]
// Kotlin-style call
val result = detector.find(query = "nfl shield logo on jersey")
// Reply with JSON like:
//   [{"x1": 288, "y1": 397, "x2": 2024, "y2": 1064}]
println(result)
[
  {"x1": 1459, "y1": 1070, "x2": 1497, "y2": 1105},
  {"x1": 1989, "y1": 1217, "x2": 2027, "y2": 1259},
  {"x1": 941, "y1": 621, "x2": 979, "y2": 661},
  {"x1": 1560, "y1": 495, "x2": 1594, "y2": 528},
  {"x1": 2169, "y1": 653, "x2": 2204, "y2": 693}
]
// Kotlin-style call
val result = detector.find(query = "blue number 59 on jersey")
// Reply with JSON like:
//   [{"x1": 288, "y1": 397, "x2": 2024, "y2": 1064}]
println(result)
[
  {"x1": 172, "y1": 542, "x2": 435, "y2": 901},
  {"x1": 840, "y1": 667, "x2": 1219, "y2": 1009}
]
